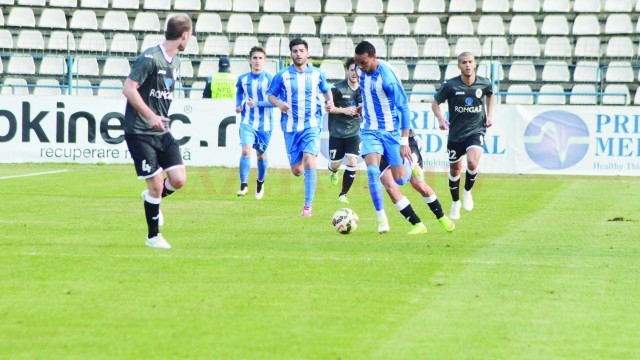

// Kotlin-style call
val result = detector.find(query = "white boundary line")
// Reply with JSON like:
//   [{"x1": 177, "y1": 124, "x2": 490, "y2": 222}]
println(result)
[{"x1": 0, "y1": 169, "x2": 69, "y2": 180}]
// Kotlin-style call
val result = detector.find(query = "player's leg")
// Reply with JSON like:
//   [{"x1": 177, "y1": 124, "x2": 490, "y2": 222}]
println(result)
[
  {"x1": 447, "y1": 141, "x2": 464, "y2": 220},
  {"x1": 328, "y1": 136, "x2": 342, "y2": 186},
  {"x1": 254, "y1": 130, "x2": 271, "y2": 200},
  {"x1": 237, "y1": 125, "x2": 255, "y2": 196},
  {"x1": 299, "y1": 128, "x2": 320, "y2": 216},
  {"x1": 382, "y1": 131, "x2": 411, "y2": 185},
  {"x1": 380, "y1": 167, "x2": 426, "y2": 235},
  {"x1": 338, "y1": 135, "x2": 360, "y2": 203},
  {"x1": 364, "y1": 153, "x2": 389, "y2": 233},
  {"x1": 462, "y1": 141, "x2": 483, "y2": 212}
]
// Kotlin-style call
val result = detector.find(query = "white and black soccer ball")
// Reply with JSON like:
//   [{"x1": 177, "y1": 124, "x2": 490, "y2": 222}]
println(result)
[{"x1": 332, "y1": 208, "x2": 359, "y2": 234}]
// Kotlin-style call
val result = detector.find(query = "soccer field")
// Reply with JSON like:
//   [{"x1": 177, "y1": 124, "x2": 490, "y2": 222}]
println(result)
[{"x1": 1, "y1": 163, "x2": 638, "y2": 359}]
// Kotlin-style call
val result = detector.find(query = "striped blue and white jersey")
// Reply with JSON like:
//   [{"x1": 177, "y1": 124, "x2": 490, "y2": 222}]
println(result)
[
  {"x1": 358, "y1": 60, "x2": 411, "y2": 132},
  {"x1": 266, "y1": 64, "x2": 331, "y2": 133},
  {"x1": 236, "y1": 71, "x2": 275, "y2": 131}
]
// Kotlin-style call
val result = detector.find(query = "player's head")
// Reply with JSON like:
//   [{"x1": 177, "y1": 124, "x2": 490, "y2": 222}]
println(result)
[
  {"x1": 249, "y1": 46, "x2": 267, "y2": 73},
  {"x1": 345, "y1": 57, "x2": 358, "y2": 84},
  {"x1": 354, "y1": 41, "x2": 378, "y2": 74},
  {"x1": 165, "y1": 14, "x2": 192, "y2": 51},
  {"x1": 457, "y1": 52, "x2": 476, "y2": 78},
  {"x1": 289, "y1": 38, "x2": 309, "y2": 66}
]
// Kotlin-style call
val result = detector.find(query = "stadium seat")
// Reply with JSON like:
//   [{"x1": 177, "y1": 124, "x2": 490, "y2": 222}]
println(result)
[
  {"x1": 541, "y1": 15, "x2": 569, "y2": 35},
  {"x1": 482, "y1": 0, "x2": 509, "y2": 12},
  {"x1": 634, "y1": 88, "x2": 640, "y2": 105},
  {"x1": 0, "y1": 0, "x2": 13, "y2": 4},
  {"x1": 18, "y1": 0, "x2": 45, "y2": 5},
  {"x1": 289, "y1": 16, "x2": 316, "y2": 35},
  {"x1": 180, "y1": 59, "x2": 193, "y2": 78},
  {"x1": 202, "y1": 35, "x2": 230, "y2": 56},
  {"x1": 1, "y1": 78, "x2": 29, "y2": 95},
  {"x1": 233, "y1": 0, "x2": 258, "y2": 12},
  {"x1": 383, "y1": 16, "x2": 411, "y2": 35},
  {"x1": 265, "y1": 36, "x2": 289, "y2": 57},
  {"x1": 173, "y1": 0, "x2": 200, "y2": 10},
  {"x1": 538, "y1": 84, "x2": 566, "y2": 105},
  {"x1": 71, "y1": 79, "x2": 94, "y2": 96},
  {"x1": 573, "y1": 0, "x2": 600, "y2": 12},
  {"x1": 508, "y1": 60, "x2": 536, "y2": 81},
  {"x1": 72, "y1": 56, "x2": 99, "y2": 76},
  {"x1": 39, "y1": 55, "x2": 67, "y2": 75},
  {"x1": 327, "y1": 38, "x2": 355, "y2": 58},
  {"x1": 410, "y1": 84, "x2": 436, "y2": 103},
  {"x1": 574, "y1": 37, "x2": 602, "y2": 57},
  {"x1": 512, "y1": 0, "x2": 539, "y2": 12},
  {"x1": 444, "y1": 60, "x2": 460, "y2": 79},
  {"x1": 97, "y1": 80, "x2": 124, "y2": 98},
  {"x1": 512, "y1": 37, "x2": 540, "y2": 57},
  {"x1": 506, "y1": 84, "x2": 534, "y2": 104},
  {"x1": 320, "y1": 16, "x2": 348, "y2": 35},
  {"x1": 80, "y1": 0, "x2": 107, "y2": 7},
  {"x1": 604, "y1": 0, "x2": 631, "y2": 12},
  {"x1": 78, "y1": 32, "x2": 106, "y2": 52},
  {"x1": 446, "y1": 15, "x2": 474, "y2": 35},
  {"x1": 325, "y1": 0, "x2": 352, "y2": 13},
  {"x1": 304, "y1": 37, "x2": 324, "y2": 57},
  {"x1": 572, "y1": 15, "x2": 600, "y2": 35},
  {"x1": 637, "y1": 19, "x2": 640, "y2": 33},
  {"x1": 605, "y1": 37, "x2": 635, "y2": 57},
  {"x1": 102, "y1": 57, "x2": 130, "y2": 77},
  {"x1": 414, "y1": 16, "x2": 442, "y2": 36},
  {"x1": 454, "y1": 37, "x2": 482, "y2": 57},
  {"x1": 477, "y1": 15, "x2": 505, "y2": 35},
  {"x1": 227, "y1": 14, "x2": 254, "y2": 34},
  {"x1": 570, "y1": 84, "x2": 597, "y2": 105},
  {"x1": 112, "y1": 0, "x2": 138, "y2": 8},
  {"x1": 391, "y1": 38, "x2": 418, "y2": 58},
  {"x1": 0, "y1": 30, "x2": 12, "y2": 49},
  {"x1": 320, "y1": 60, "x2": 345, "y2": 80},
  {"x1": 183, "y1": 37, "x2": 199, "y2": 56},
  {"x1": 264, "y1": 0, "x2": 290, "y2": 12},
  {"x1": 109, "y1": 33, "x2": 138, "y2": 53},
  {"x1": 204, "y1": 0, "x2": 230, "y2": 10},
  {"x1": 7, "y1": 55, "x2": 36, "y2": 75},
  {"x1": 8, "y1": 7, "x2": 36, "y2": 27},
  {"x1": 229, "y1": 60, "x2": 249, "y2": 77},
  {"x1": 47, "y1": 31, "x2": 76, "y2": 51},
  {"x1": 101, "y1": 11, "x2": 129, "y2": 31},
  {"x1": 294, "y1": 0, "x2": 320, "y2": 12},
  {"x1": 541, "y1": 61, "x2": 570, "y2": 82},
  {"x1": 143, "y1": 0, "x2": 170, "y2": 10},
  {"x1": 356, "y1": 0, "x2": 382, "y2": 13},
  {"x1": 477, "y1": 60, "x2": 504, "y2": 80},
  {"x1": 482, "y1": 37, "x2": 509, "y2": 57},
  {"x1": 197, "y1": 58, "x2": 217, "y2": 77},
  {"x1": 544, "y1": 37, "x2": 572, "y2": 58},
  {"x1": 133, "y1": 12, "x2": 160, "y2": 32},
  {"x1": 413, "y1": 60, "x2": 441, "y2": 81},
  {"x1": 188, "y1": 81, "x2": 206, "y2": 99},
  {"x1": 140, "y1": 34, "x2": 164, "y2": 52},
  {"x1": 70, "y1": 10, "x2": 97, "y2": 30},
  {"x1": 196, "y1": 13, "x2": 222, "y2": 33},
  {"x1": 423, "y1": 38, "x2": 450, "y2": 58},
  {"x1": 388, "y1": 60, "x2": 409, "y2": 81},
  {"x1": 352, "y1": 16, "x2": 379, "y2": 35},
  {"x1": 509, "y1": 15, "x2": 537, "y2": 35},
  {"x1": 417, "y1": 0, "x2": 445, "y2": 12},
  {"x1": 449, "y1": 0, "x2": 476, "y2": 12},
  {"x1": 365, "y1": 37, "x2": 387, "y2": 58},
  {"x1": 0, "y1": 11, "x2": 3, "y2": 26},
  {"x1": 257, "y1": 15, "x2": 285, "y2": 35},
  {"x1": 0, "y1": 58, "x2": 3, "y2": 74},
  {"x1": 16, "y1": 30, "x2": 44, "y2": 50},
  {"x1": 605, "y1": 14, "x2": 633, "y2": 34},
  {"x1": 573, "y1": 61, "x2": 601, "y2": 82},
  {"x1": 233, "y1": 36, "x2": 260, "y2": 56},
  {"x1": 605, "y1": 61, "x2": 634, "y2": 82},
  {"x1": 387, "y1": 0, "x2": 414, "y2": 13},
  {"x1": 34, "y1": 79, "x2": 62, "y2": 96},
  {"x1": 38, "y1": 9, "x2": 67, "y2": 29},
  {"x1": 602, "y1": 84, "x2": 630, "y2": 105},
  {"x1": 542, "y1": 0, "x2": 569, "y2": 12}
]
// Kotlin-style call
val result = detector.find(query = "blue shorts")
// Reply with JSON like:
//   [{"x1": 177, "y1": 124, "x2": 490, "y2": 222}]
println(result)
[
  {"x1": 284, "y1": 127, "x2": 321, "y2": 166},
  {"x1": 239, "y1": 123, "x2": 272, "y2": 154},
  {"x1": 360, "y1": 129, "x2": 403, "y2": 166}
]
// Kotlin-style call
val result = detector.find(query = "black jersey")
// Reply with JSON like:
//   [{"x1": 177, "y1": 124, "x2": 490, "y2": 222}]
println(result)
[
  {"x1": 434, "y1": 75, "x2": 493, "y2": 142},
  {"x1": 329, "y1": 79, "x2": 362, "y2": 138},
  {"x1": 124, "y1": 45, "x2": 180, "y2": 135}
]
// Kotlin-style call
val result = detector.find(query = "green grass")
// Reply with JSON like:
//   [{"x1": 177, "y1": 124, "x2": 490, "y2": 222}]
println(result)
[{"x1": 1, "y1": 163, "x2": 639, "y2": 359}]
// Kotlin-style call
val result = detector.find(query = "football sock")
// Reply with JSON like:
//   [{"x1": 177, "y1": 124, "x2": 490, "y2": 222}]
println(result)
[
  {"x1": 257, "y1": 158, "x2": 268, "y2": 182},
  {"x1": 161, "y1": 178, "x2": 176, "y2": 198},
  {"x1": 367, "y1": 164, "x2": 384, "y2": 211},
  {"x1": 239, "y1": 155, "x2": 250, "y2": 184},
  {"x1": 240, "y1": 182, "x2": 248, "y2": 191},
  {"x1": 395, "y1": 196, "x2": 421, "y2": 225},
  {"x1": 256, "y1": 180, "x2": 264, "y2": 193},
  {"x1": 464, "y1": 169, "x2": 478, "y2": 191},
  {"x1": 449, "y1": 173, "x2": 461, "y2": 202},
  {"x1": 376, "y1": 209, "x2": 387, "y2": 221},
  {"x1": 143, "y1": 191, "x2": 161, "y2": 238},
  {"x1": 423, "y1": 194, "x2": 445, "y2": 219},
  {"x1": 304, "y1": 168, "x2": 317, "y2": 207},
  {"x1": 341, "y1": 165, "x2": 357, "y2": 196}
]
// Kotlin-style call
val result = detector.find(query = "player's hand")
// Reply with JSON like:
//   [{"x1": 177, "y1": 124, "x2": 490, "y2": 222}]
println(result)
[
  {"x1": 438, "y1": 118, "x2": 449, "y2": 130},
  {"x1": 356, "y1": 105, "x2": 363, "y2": 118},
  {"x1": 400, "y1": 145, "x2": 412, "y2": 162},
  {"x1": 246, "y1": 98, "x2": 255, "y2": 108},
  {"x1": 325, "y1": 100, "x2": 334, "y2": 112},
  {"x1": 235, "y1": 106, "x2": 243, "y2": 113},
  {"x1": 345, "y1": 106, "x2": 357, "y2": 117},
  {"x1": 148, "y1": 115, "x2": 170, "y2": 131},
  {"x1": 279, "y1": 101, "x2": 291, "y2": 113},
  {"x1": 485, "y1": 116, "x2": 493, "y2": 128}
]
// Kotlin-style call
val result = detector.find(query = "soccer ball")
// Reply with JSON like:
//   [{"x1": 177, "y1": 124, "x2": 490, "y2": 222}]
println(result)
[{"x1": 332, "y1": 208, "x2": 359, "y2": 234}]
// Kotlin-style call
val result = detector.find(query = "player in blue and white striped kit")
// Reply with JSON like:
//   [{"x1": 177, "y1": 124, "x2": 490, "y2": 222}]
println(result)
[
  {"x1": 235, "y1": 46, "x2": 275, "y2": 200},
  {"x1": 267, "y1": 38, "x2": 334, "y2": 217}
]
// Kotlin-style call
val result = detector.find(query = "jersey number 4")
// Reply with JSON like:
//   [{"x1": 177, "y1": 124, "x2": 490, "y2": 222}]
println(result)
[{"x1": 142, "y1": 160, "x2": 152, "y2": 173}]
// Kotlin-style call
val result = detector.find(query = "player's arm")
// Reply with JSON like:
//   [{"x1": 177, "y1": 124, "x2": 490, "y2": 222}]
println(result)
[
  {"x1": 256, "y1": 74, "x2": 277, "y2": 108},
  {"x1": 122, "y1": 78, "x2": 168, "y2": 131},
  {"x1": 235, "y1": 77, "x2": 244, "y2": 113},
  {"x1": 432, "y1": 83, "x2": 449, "y2": 130},
  {"x1": 388, "y1": 76, "x2": 412, "y2": 160},
  {"x1": 266, "y1": 72, "x2": 290, "y2": 112},
  {"x1": 322, "y1": 90, "x2": 334, "y2": 113},
  {"x1": 485, "y1": 92, "x2": 494, "y2": 128}
]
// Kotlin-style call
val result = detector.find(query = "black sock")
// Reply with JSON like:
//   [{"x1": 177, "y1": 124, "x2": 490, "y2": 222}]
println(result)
[
  {"x1": 464, "y1": 170, "x2": 478, "y2": 191},
  {"x1": 256, "y1": 180, "x2": 264, "y2": 193},
  {"x1": 161, "y1": 179, "x2": 175, "y2": 198},
  {"x1": 240, "y1": 182, "x2": 248, "y2": 190},
  {"x1": 144, "y1": 201, "x2": 160, "y2": 238},
  {"x1": 399, "y1": 204, "x2": 421, "y2": 225},
  {"x1": 341, "y1": 168, "x2": 356, "y2": 195},
  {"x1": 449, "y1": 175, "x2": 460, "y2": 202},
  {"x1": 426, "y1": 198, "x2": 445, "y2": 219}
]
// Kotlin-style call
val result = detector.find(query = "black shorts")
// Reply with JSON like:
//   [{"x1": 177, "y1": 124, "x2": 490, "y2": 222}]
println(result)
[
  {"x1": 125, "y1": 133, "x2": 183, "y2": 179},
  {"x1": 379, "y1": 136, "x2": 421, "y2": 171},
  {"x1": 447, "y1": 134, "x2": 485, "y2": 163},
  {"x1": 329, "y1": 135, "x2": 360, "y2": 162}
]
